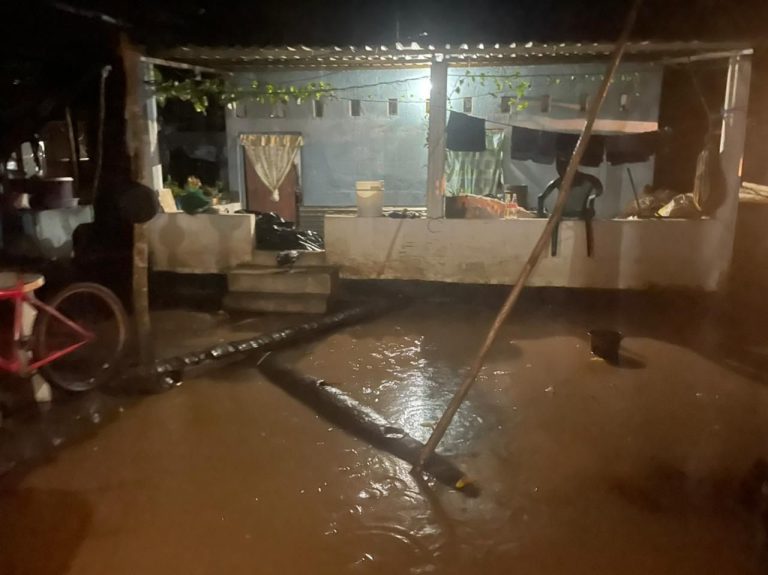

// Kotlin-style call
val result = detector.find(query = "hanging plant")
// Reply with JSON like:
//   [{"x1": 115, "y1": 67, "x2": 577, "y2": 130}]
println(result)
[
  {"x1": 149, "y1": 68, "x2": 335, "y2": 114},
  {"x1": 453, "y1": 70, "x2": 530, "y2": 110}
]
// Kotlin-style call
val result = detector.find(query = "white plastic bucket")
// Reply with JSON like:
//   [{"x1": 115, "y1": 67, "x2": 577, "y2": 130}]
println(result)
[{"x1": 355, "y1": 181, "x2": 384, "y2": 217}]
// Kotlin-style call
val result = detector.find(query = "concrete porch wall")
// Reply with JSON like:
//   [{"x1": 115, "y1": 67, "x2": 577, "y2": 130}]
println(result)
[
  {"x1": 146, "y1": 212, "x2": 254, "y2": 274},
  {"x1": 324, "y1": 215, "x2": 732, "y2": 290}
]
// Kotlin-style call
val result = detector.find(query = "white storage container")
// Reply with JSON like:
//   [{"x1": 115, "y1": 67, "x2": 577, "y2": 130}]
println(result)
[{"x1": 355, "y1": 181, "x2": 384, "y2": 217}]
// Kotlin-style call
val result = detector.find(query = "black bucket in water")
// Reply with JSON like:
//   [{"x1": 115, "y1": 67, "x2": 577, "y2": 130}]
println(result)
[{"x1": 589, "y1": 329, "x2": 623, "y2": 363}]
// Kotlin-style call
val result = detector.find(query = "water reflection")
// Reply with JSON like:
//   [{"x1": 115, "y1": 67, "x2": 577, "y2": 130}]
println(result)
[
  {"x1": 280, "y1": 303, "x2": 768, "y2": 574},
  {"x1": 0, "y1": 391, "x2": 131, "y2": 476},
  {"x1": 2, "y1": 299, "x2": 768, "y2": 574}
]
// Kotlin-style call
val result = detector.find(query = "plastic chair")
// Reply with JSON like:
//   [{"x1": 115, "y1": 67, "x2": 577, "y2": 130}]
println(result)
[{"x1": 537, "y1": 172, "x2": 603, "y2": 257}]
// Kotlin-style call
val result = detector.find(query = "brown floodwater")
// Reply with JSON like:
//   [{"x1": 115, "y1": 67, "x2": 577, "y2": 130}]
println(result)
[{"x1": 2, "y1": 298, "x2": 768, "y2": 574}]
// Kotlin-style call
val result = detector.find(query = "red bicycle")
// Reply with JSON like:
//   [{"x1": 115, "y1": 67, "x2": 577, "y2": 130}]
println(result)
[{"x1": 0, "y1": 273, "x2": 129, "y2": 392}]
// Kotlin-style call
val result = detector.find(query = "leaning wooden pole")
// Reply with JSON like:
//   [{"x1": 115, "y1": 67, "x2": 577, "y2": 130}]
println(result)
[{"x1": 413, "y1": 0, "x2": 644, "y2": 474}]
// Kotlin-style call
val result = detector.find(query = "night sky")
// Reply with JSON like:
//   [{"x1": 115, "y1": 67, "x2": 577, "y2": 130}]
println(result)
[
  {"x1": 4, "y1": 0, "x2": 768, "y2": 50},
  {"x1": 4, "y1": 0, "x2": 764, "y2": 104},
  {"x1": 182, "y1": 0, "x2": 766, "y2": 46}
]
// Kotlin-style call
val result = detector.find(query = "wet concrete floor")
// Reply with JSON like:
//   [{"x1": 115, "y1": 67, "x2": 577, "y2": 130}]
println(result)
[{"x1": 2, "y1": 295, "x2": 768, "y2": 574}]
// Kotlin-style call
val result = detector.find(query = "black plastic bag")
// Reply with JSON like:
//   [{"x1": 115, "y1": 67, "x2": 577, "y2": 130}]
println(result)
[{"x1": 238, "y1": 211, "x2": 324, "y2": 251}]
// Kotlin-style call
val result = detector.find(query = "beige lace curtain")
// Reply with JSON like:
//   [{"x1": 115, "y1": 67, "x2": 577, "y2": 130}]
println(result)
[{"x1": 240, "y1": 134, "x2": 304, "y2": 202}]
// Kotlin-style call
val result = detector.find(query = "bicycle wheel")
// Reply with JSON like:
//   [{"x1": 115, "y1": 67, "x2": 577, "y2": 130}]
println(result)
[{"x1": 33, "y1": 283, "x2": 129, "y2": 392}]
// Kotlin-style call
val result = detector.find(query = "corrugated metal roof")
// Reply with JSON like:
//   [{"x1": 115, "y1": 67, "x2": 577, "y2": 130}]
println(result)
[{"x1": 158, "y1": 40, "x2": 751, "y2": 69}]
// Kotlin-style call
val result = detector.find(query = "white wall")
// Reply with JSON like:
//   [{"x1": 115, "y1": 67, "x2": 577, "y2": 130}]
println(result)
[
  {"x1": 146, "y1": 213, "x2": 254, "y2": 274},
  {"x1": 324, "y1": 215, "x2": 731, "y2": 290}
]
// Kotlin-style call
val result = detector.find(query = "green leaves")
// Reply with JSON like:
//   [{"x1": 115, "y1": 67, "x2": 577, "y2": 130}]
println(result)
[
  {"x1": 149, "y1": 71, "x2": 335, "y2": 114},
  {"x1": 447, "y1": 71, "x2": 531, "y2": 109}
]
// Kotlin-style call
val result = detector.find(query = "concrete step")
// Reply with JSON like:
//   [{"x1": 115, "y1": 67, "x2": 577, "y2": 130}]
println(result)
[
  {"x1": 228, "y1": 267, "x2": 338, "y2": 295},
  {"x1": 250, "y1": 250, "x2": 327, "y2": 268},
  {"x1": 223, "y1": 292, "x2": 328, "y2": 314}
]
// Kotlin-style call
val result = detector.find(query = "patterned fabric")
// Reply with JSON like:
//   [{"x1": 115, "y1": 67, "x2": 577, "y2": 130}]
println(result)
[
  {"x1": 445, "y1": 131, "x2": 504, "y2": 197},
  {"x1": 240, "y1": 134, "x2": 303, "y2": 201}
]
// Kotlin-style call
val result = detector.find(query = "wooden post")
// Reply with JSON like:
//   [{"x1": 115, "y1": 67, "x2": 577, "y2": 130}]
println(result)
[
  {"x1": 718, "y1": 53, "x2": 752, "y2": 290},
  {"x1": 131, "y1": 221, "x2": 151, "y2": 365},
  {"x1": 120, "y1": 34, "x2": 156, "y2": 367},
  {"x1": 144, "y1": 65, "x2": 163, "y2": 192},
  {"x1": 121, "y1": 35, "x2": 160, "y2": 187},
  {"x1": 92, "y1": 65, "x2": 112, "y2": 199},
  {"x1": 426, "y1": 58, "x2": 448, "y2": 218}
]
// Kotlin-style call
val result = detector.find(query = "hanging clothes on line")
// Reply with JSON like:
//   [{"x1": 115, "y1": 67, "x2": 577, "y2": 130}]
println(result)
[
  {"x1": 555, "y1": 133, "x2": 606, "y2": 167},
  {"x1": 445, "y1": 130, "x2": 505, "y2": 198},
  {"x1": 555, "y1": 132, "x2": 578, "y2": 159},
  {"x1": 446, "y1": 112, "x2": 486, "y2": 152},
  {"x1": 534, "y1": 131, "x2": 557, "y2": 164},
  {"x1": 509, "y1": 126, "x2": 538, "y2": 160},
  {"x1": 510, "y1": 126, "x2": 556, "y2": 164},
  {"x1": 605, "y1": 131, "x2": 658, "y2": 165}
]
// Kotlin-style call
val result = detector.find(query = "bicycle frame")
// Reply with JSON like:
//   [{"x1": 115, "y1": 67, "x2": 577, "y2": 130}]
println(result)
[{"x1": 0, "y1": 280, "x2": 94, "y2": 376}]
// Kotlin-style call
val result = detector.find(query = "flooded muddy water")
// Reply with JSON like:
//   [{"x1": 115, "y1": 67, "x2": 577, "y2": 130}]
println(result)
[{"x1": 2, "y1": 299, "x2": 768, "y2": 574}]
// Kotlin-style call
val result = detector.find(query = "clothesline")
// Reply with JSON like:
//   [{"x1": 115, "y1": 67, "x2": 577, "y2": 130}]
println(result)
[
  {"x1": 446, "y1": 110, "x2": 658, "y2": 165},
  {"x1": 333, "y1": 92, "x2": 520, "y2": 104},
  {"x1": 450, "y1": 110, "x2": 660, "y2": 135},
  {"x1": 322, "y1": 95, "x2": 660, "y2": 138},
  {"x1": 450, "y1": 112, "x2": 554, "y2": 131},
  {"x1": 276, "y1": 69, "x2": 643, "y2": 97}
]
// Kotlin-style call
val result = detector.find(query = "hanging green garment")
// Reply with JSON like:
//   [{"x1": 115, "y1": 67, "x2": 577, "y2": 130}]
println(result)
[
  {"x1": 445, "y1": 130, "x2": 505, "y2": 197},
  {"x1": 178, "y1": 189, "x2": 212, "y2": 215}
]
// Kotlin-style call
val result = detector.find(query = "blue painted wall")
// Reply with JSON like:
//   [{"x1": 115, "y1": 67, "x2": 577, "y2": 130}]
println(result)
[{"x1": 226, "y1": 62, "x2": 663, "y2": 218}]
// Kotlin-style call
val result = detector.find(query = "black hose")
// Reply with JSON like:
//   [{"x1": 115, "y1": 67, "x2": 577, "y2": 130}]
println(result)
[{"x1": 153, "y1": 300, "x2": 398, "y2": 376}]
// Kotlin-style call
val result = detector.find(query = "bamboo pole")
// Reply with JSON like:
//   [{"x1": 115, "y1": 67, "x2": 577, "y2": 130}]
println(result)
[{"x1": 413, "y1": 0, "x2": 644, "y2": 474}]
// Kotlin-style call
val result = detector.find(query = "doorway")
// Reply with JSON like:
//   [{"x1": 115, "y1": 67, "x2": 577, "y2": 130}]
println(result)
[{"x1": 241, "y1": 133, "x2": 302, "y2": 223}]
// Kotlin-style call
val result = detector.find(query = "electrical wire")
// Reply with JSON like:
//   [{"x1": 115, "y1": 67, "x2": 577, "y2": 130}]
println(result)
[{"x1": 248, "y1": 70, "x2": 648, "y2": 99}]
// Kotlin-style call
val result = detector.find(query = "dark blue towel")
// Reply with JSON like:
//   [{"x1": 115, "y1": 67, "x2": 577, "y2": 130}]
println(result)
[
  {"x1": 446, "y1": 112, "x2": 486, "y2": 152},
  {"x1": 556, "y1": 133, "x2": 606, "y2": 167},
  {"x1": 510, "y1": 126, "x2": 557, "y2": 164},
  {"x1": 605, "y1": 131, "x2": 658, "y2": 165}
]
